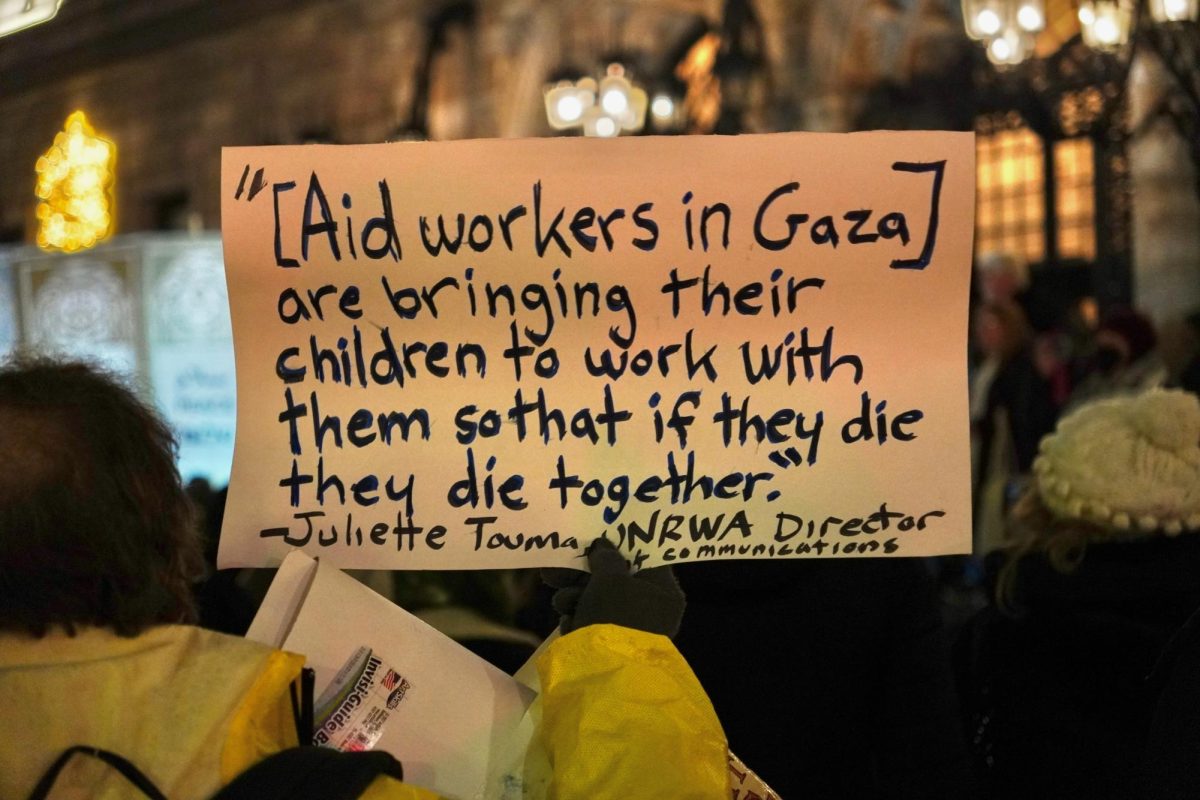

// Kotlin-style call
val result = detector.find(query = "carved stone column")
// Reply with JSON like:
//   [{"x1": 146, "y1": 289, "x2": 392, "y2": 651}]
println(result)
[{"x1": 1127, "y1": 50, "x2": 1200, "y2": 325}]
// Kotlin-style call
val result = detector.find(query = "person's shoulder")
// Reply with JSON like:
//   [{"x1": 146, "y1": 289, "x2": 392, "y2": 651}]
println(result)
[
  {"x1": 0, "y1": 625, "x2": 213, "y2": 669},
  {"x1": 148, "y1": 624, "x2": 281, "y2": 657},
  {"x1": 142, "y1": 625, "x2": 303, "y2": 682}
]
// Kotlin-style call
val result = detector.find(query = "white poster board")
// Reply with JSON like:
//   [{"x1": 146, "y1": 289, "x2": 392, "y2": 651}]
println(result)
[{"x1": 220, "y1": 132, "x2": 974, "y2": 569}]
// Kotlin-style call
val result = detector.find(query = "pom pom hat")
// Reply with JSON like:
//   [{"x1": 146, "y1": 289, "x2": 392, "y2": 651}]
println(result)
[{"x1": 1031, "y1": 389, "x2": 1200, "y2": 536}]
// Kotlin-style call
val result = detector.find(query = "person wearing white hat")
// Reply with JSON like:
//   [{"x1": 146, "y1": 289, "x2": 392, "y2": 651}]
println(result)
[{"x1": 957, "y1": 389, "x2": 1200, "y2": 800}]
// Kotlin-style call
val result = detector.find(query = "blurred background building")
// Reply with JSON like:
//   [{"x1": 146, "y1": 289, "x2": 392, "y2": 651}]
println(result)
[{"x1": 0, "y1": 0, "x2": 1197, "y2": 485}]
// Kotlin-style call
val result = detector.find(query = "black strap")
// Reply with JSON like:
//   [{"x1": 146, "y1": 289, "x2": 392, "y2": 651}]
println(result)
[
  {"x1": 300, "y1": 667, "x2": 315, "y2": 744},
  {"x1": 290, "y1": 667, "x2": 316, "y2": 745},
  {"x1": 209, "y1": 747, "x2": 403, "y2": 800},
  {"x1": 27, "y1": 746, "x2": 169, "y2": 800}
]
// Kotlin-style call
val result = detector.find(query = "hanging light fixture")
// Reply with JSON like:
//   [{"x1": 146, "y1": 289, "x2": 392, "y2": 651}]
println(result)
[
  {"x1": 962, "y1": 0, "x2": 1045, "y2": 66},
  {"x1": 543, "y1": 63, "x2": 648, "y2": 137},
  {"x1": 545, "y1": 77, "x2": 597, "y2": 129},
  {"x1": 650, "y1": 93, "x2": 676, "y2": 120},
  {"x1": 1078, "y1": 0, "x2": 1134, "y2": 50},
  {"x1": 1148, "y1": 0, "x2": 1199, "y2": 22},
  {"x1": 963, "y1": 0, "x2": 1006, "y2": 38},
  {"x1": 967, "y1": 0, "x2": 1196, "y2": 68},
  {"x1": 987, "y1": 26, "x2": 1036, "y2": 65},
  {"x1": 1015, "y1": 2, "x2": 1045, "y2": 30}
]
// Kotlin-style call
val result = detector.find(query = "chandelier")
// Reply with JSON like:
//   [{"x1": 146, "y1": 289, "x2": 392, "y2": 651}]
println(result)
[
  {"x1": 963, "y1": 0, "x2": 1200, "y2": 65},
  {"x1": 544, "y1": 63, "x2": 650, "y2": 137},
  {"x1": 962, "y1": 0, "x2": 1046, "y2": 64}
]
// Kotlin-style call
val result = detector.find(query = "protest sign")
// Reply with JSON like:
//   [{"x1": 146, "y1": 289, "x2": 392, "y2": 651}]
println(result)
[
  {"x1": 729, "y1": 752, "x2": 781, "y2": 800},
  {"x1": 219, "y1": 132, "x2": 974, "y2": 569}
]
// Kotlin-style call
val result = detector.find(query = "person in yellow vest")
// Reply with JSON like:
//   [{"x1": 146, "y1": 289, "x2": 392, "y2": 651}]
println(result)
[{"x1": 0, "y1": 358, "x2": 728, "y2": 800}]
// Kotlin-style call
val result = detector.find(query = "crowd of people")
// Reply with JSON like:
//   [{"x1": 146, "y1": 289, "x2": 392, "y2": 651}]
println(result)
[
  {"x1": 961, "y1": 254, "x2": 1200, "y2": 798},
  {"x1": 1, "y1": 261, "x2": 1199, "y2": 798}
]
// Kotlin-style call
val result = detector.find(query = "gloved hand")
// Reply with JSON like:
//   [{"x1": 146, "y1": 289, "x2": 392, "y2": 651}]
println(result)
[{"x1": 541, "y1": 538, "x2": 686, "y2": 638}]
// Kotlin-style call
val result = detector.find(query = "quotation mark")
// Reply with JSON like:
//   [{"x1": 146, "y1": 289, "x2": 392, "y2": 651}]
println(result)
[
  {"x1": 234, "y1": 164, "x2": 267, "y2": 202},
  {"x1": 768, "y1": 448, "x2": 805, "y2": 470},
  {"x1": 766, "y1": 449, "x2": 806, "y2": 502}
]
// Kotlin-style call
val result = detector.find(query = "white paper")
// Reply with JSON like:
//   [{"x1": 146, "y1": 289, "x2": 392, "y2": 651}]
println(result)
[{"x1": 247, "y1": 552, "x2": 535, "y2": 799}]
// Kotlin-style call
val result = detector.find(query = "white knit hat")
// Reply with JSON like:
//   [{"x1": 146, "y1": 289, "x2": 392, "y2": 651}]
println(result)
[{"x1": 1031, "y1": 389, "x2": 1200, "y2": 536}]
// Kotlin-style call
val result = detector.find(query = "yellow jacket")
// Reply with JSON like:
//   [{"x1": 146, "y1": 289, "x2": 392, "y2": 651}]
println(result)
[
  {"x1": 0, "y1": 625, "x2": 303, "y2": 799},
  {"x1": 0, "y1": 623, "x2": 727, "y2": 800}
]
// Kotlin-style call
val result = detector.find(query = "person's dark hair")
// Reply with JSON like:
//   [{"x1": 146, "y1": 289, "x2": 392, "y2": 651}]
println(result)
[
  {"x1": 0, "y1": 356, "x2": 203, "y2": 637},
  {"x1": 1099, "y1": 307, "x2": 1158, "y2": 362}
]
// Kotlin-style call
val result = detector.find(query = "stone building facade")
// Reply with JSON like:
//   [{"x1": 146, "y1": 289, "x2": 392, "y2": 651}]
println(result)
[
  {"x1": 0, "y1": 0, "x2": 969, "y2": 237},
  {"x1": 0, "y1": 0, "x2": 1197, "y2": 326}
]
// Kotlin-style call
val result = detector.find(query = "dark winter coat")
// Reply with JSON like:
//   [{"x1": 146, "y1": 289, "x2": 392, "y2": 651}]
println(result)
[
  {"x1": 674, "y1": 557, "x2": 974, "y2": 800},
  {"x1": 957, "y1": 536, "x2": 1200, "y2": 799}
]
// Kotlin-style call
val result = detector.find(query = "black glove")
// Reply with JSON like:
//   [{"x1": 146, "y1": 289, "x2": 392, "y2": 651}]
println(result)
[{"x1": 541, "y1": 538, "x2": 686, "y2": 638}]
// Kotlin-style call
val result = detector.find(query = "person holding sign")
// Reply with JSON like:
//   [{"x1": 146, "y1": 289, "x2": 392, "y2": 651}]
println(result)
[{"x1": 0, "y1": 358, "x2": 731, "y2": 799}]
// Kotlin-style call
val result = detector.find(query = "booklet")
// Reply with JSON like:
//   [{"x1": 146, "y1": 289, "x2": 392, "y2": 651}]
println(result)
[{"x1": 246, "y1": 552, "x2": 536, "y2": 799}]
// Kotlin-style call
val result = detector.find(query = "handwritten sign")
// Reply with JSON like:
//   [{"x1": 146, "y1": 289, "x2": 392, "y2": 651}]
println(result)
[
  {"x1": 729, "y1": 752, "x2": 780, "y2": 800},
  {"x1": 218, "y1": 132, "x2": 974, "y2": 569}
]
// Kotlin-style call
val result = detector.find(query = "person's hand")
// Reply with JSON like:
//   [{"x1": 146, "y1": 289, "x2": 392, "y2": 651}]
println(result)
[{"x1": 541, "y1": 538, "x2": 686, "y2": 638}]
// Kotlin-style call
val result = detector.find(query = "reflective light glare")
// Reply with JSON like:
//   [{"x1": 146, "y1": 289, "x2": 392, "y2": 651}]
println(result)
[
  {"x1": 1017, "y1": 4, "x2": 1043, "y2": 30},
  {"x1": 556, "y1": 95, "x2": 584, "y2": 122},
  {"x1": 976, "y1": 8, "x2": 1002, "y2": 35},
  {"x1": 601, "y1": 88, "x2": 629, "y2": 115},
  {"x1": 989, "y1": 36, "x2": 1013, "y2": 61},
  {"x1": 1079, "y1": 5, "x2": 1096, "y2": 24},
  {"x1": 650, "y1": 94, "x2": 675, "y2": 119},
  {"x1": 594, "y1": 116, "x2": 618, "y2": 137}
]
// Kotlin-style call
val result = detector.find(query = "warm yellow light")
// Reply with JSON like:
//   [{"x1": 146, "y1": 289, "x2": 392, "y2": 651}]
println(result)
[
  {"x1": 1079, "y1": 1, "x2": 1133, "y2": 50},
  {"x1": 34, "y1": 110, "x2": 115, "y2": 252},
  {"x1": 976, "y1": 8, "x2": 1002, "y2": 35},
  {"x1": 676, "y1": 32, "x2": 722, "y2": 133}
]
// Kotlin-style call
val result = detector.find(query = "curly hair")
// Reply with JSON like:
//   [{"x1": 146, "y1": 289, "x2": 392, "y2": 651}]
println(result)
[{"x1": 0, "y1": 356, "x2": 204, "y2": 637}]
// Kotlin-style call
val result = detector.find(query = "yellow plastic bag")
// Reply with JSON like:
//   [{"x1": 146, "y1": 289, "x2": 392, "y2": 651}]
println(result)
[{"x1": 535, "y1": 624, "x2": 730, "y2": 800}]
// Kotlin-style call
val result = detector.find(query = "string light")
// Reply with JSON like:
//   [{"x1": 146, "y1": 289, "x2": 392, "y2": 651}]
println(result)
[{"x1": 34, "y1": 111, "x2": 115, "y2": 252}]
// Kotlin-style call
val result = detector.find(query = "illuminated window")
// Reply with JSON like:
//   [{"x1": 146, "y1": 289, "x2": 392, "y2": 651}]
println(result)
[
  {"x1": 975, "y1": 114, "x2": 1045, "y2": 265},
  {"x1": 1054, "y1": 137, "x2": 1096, "y2": 261}
]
